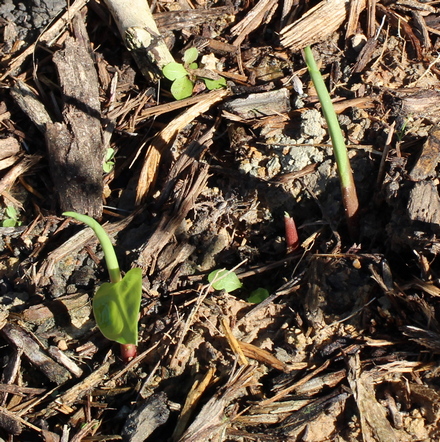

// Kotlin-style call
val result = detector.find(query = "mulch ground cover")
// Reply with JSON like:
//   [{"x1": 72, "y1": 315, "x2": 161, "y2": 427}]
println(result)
[{"x1": 1, "y1": 0, "x2": 440, "y2": 440}]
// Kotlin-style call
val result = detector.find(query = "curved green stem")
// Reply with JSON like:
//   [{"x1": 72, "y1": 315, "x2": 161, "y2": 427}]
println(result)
[
  {"x1": 303, "y1": 46, "x2": 359, "y2": 238},
  {"x1": 63, "y1": 212, "x2": 121, "y2": 283}
]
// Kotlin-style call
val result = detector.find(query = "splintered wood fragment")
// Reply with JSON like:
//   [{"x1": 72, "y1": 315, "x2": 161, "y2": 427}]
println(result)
[
  {"x1": 280, "y1": 0, "x2": 350, "y2": 51},
  {"x1": 222, "y1": 88, "x2": 291, "y2": 120},
  {"x1": 346, "y1": 353, "x2": 398, "y2": 441},
  {"x1": 172, "y1": 368, "x2": 215, "y2": 441},
  {"x1": 10, "y1": 81, "x2": 53, "y2": 133},
  {"x1": 48, "y1": 347, "x2": 84, "y2": 378},
  {"x1": 154, "y1": 6, "x2": 234, "y2": 32},
  {"x1": 222, "y1": 318, "x2": 248, "y2": 366},
  {"x1": 46, "y1": 14, "x2": 104, "y2": 218},
  {"x1": 44, "y1": 360, "x2": 111, "y2": 418},
  {"x1": 409, "y1": 126, "x2": 440, "y2": 181},
  {"x1": 407, "y1": 182, "x2": 440, "y2": 225},
  {"x1": 230, "y1": 0, "x2": 278, "y2": 46},
  {"x1": 1, "y1": 323, "x2": 71, "y2": 384},
  {"x1": 121, "y1": 392, "x2": 170, "y2": 441},
  {"x1": 136, "y1": 161, "x2": 209, "y2": 272},
  {"x1": 0, "y1": 137, "x2": 20, "y2": 160},
  {"x1": 238, "y1": 340, "x2": 289, "y2": 372},
  {"x1": 0, "y1": 406, "x2": 43, "y2": 435},
  {"x1": 21, "y1": 293, "x2": 89, "y2": 323},
  {"x1": 180, "y1": 366, "x2": 258, "y2": 442},
  {"x1": 0, "y1": 0, "x2": 89, "y2": 81},
  {"x1": 135, "y1": 88, "x2": 228, "y2": 204},
  {"x1": 400, "y1": 89, "x2": 440, "y2": 124},
  {"x1": 103, "y1": 0, "x2": 174, "y2": 82},
  {"x1": 346, "y1": 0, "x2": 367, "y2": 38},
  {"x1": 0, "y1": 155, "x2": 41, "y2": 200}
]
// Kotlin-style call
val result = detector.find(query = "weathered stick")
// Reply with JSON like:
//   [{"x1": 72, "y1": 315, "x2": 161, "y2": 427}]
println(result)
[{"x1": 103, "y1": 0, "x2": 175, "y2": 82}]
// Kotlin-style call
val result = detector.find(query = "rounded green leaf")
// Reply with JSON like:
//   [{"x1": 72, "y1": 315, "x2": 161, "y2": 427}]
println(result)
[
  {"x1": 163, "y1": 62, "x2": 189, "y2": 81},
  {"x1": 247, "y1": 288, "x2": 270, "y2": 304},
  {"x1": 183, "y1": 47, "x2": 199, "y2": 65},
  {"x1": 171, "y1": 76, "x2": 194, "y2": 100},
  {"x1": 93, "y1": 268, "x2": 143, "y2": 345},
  {"x1": 208, "y1": 269, "x2": 242, "y2": 293},
  {"x1": 203, "y1": 76, "x2": 227, "y2": 90}
]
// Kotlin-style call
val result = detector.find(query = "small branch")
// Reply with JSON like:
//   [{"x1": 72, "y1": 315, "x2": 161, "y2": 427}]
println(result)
[{"x1": 103, "y1": 0, "x2": 175, "y2": 82}]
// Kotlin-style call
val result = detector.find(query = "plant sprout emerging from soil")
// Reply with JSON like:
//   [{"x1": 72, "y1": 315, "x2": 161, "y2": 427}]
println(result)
[
  {"x1": 63, "y1": 212, "x2": 142, "y2": 360},
  {"x1": 208, "y1": 269, "x2": 270, "y2": 303},
  {"x1": 303, "y1": 46, "x2": 359, "y2": 239},
  {"x1": 163, "y1": 48, "x2": 227, "y2": 100}
]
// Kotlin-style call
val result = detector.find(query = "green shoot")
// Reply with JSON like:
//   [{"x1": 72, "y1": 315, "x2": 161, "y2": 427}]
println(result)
[
  {"x1": 162, "y1": 48, "x2": 226, "y2": 100},
  {"x1": 208, "y1": 269, "x2": 242, "y2": 293},
  {"x1": 103, "y1": 147, "x2": 115, "y2": 173},
  {"x1": 2, "y1": 206, "x2": 22, "y2": 227},
  {"x1": 63, "y1": 212, "x2": 142, "y2": 348},
  {"x1": 247, "y1": 288, "x2": 270, "y2": 303},
  {"x1": 303, "y1": 46, "x2": 359, "y2": 238}
]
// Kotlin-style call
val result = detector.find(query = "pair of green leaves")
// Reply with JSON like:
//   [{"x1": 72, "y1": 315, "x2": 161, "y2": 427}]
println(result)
[
  {"x1": 63, "y1": 212, "x2": 142, "y2": 345},
  {"x1": 208, "y1": 269, "x2": 270, "y2": 303},
  {"x1": 2, "y1": 206, "x2": 22, "y2": 227},
  {"x1": 162, "y1": 48, "x2": 226, "y2": 100}
]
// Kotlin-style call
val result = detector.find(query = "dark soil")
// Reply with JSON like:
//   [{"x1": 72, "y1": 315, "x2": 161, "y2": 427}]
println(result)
[{"x1": 1, "y1": 0, "x2": 440, "y2": 441}]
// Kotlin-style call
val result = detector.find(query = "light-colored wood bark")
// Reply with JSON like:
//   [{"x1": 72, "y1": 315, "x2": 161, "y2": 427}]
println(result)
[{"x1": 103, "y1": 0, "x2": 175, "y2": 82}]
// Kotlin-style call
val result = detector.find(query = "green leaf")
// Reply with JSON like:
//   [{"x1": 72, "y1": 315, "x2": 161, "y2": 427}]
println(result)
[
  {"x1": 163, "y1": 62, "x2": 189, "y2": 81},
  {"x1": 5, "y1": 206, "x2": 17, "y2": 220},
  {"x1": 247, "y1": 288, "x2": 270, "y2": 304},
  {"x1": 183, "y1": 47, "x2": 198, "y2": 65},
  {"x1": 203, "y1": 76, "x2": 227, "y2": 90},
  {"x1": 171, "y1": 76, "x2": 194, "y2": 100},
  {"x1": 103, "y1": 160, "x2": 115, "y2": 173},
  {"x1": 93, "y1": 268, "x2": 143, "y2": 345},
  {"x1": 208, "y1": 269, "x2": 242, "y2": 293},
  {"x1": 2, "y1": 219, "x2": 17, "y2": 227},
  {"x1": 188, "y1": 62, "x2": 198, "y2": 70},
  {"x1": 105, "y1": 147, "x2": 115, "y2": 162}
]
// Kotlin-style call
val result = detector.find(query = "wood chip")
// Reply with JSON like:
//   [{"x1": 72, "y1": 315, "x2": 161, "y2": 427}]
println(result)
[
  {"x1": 1, "y1": 323, "x2": 71, "y2": 384},
  {"x1": 280, "y1": 0, "x2": 350, "y2": 51}
]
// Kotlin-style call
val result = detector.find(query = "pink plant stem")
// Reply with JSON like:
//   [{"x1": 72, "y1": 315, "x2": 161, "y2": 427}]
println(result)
[{"x1": 284, "y1": 212, "x2": 299, "y2": 254}]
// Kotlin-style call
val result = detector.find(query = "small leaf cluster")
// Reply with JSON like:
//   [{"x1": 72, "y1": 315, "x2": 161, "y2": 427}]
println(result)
[
  {"x1": 103, "y1": 147, "x2": 115, "y2": 174},
  {"x1": 208, "y1": 269, "x2": 270, "y2": 303},
  {"x1": 163, "y1": 48, "x2": 226, "y2": 100},
  {"x1": 2, "y1": 206, "x2": 22, "y2": 227}
]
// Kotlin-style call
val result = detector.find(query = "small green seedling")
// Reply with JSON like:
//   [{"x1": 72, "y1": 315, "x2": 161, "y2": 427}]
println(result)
[
  {"x1": 303, "y1": 46, "x2": 359, "y2": 239},
  {"x1": 2, "y1": 206, "x2": 22, "y2": 227},
  {"x1": 162, "y1": 48, "x2": 226, "y2": 100},
  {"x1": 208, "y1": 269, "x2": 242, "y2": 293},
  {"x1": 63, "y1": 212, "x2": 142, "y2": 347},
  {"x1": 103, "y1": 147, "x2": 115, "y2": 173},
  {"x1": 247, "y1": 288, "x2": 270, "y2": 304}
]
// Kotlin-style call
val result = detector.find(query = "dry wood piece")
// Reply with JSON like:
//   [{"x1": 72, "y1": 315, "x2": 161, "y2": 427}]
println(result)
[
  {"x1": 280, "y1": 0, "x2": 350, "y2": 51},
  {"x1": 44, "y1": 359, "x2": 111, "y2": 418},
  {"x1": 222, "y1": 88, "x2": 291, "y2": 120},
  {"x1": 10, "y1": 81, "x2": 53, "y2": 134},
  {"x1": 121, "y1": 392, "x2": 170, "y2": 441},
  {"x1": 136, "y1": 161, "x2": 210, "y2": 273},
  {"x1": 346, "y1": 0, "x2": 367, "y2": 39},
  {"x1": 45, "y1": 14, "x2": 104, "y2": 218},
  {"x1": 230, "y1": 0, "x2": 278, "y2": 46},
  {"x1": 400, "y1": 89, "x2": 440, "y2": 124},
  {"x1": 409, "y1": 125, "x2": 440, "y2": 181},
  {"x1": 155, "y1": 6, "x2": 234, "y2": 32},
  {"x1": 0, "y1": 137, "x2": 20, "y2": 160},
  {"x1": 1, "y1": 323, "x2": 71, "y2": 384},
  {"x1": 103, "y1": 0, "x2": 174, "y2": 83},
  {"x1": 179, "y1": 366, "x2": 258, "y2": 442},
  {"x1": 347, "y1": 353, "x2": 398, "y2": 441},
  {"x1": 135, "y1": 88, "x2": 228, "y2": 204},
  {"x1": 407, "y1": 182, "x2": 440, "y2": 225}
]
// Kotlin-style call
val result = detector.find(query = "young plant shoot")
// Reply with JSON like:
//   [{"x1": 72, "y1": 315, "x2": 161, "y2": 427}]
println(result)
[
  {"x1": 63, "y1": 212, "x2": 142, "y2": 360},
  {"x1": 303, "y1": 46, "x2": 359, "y2": 239}
]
